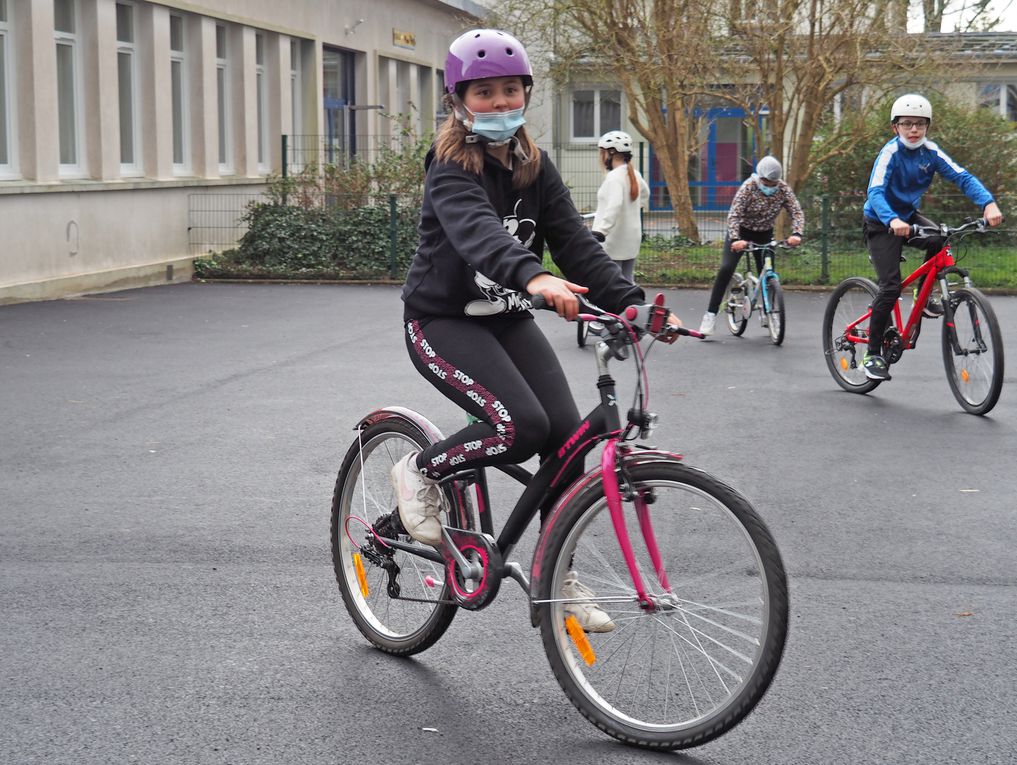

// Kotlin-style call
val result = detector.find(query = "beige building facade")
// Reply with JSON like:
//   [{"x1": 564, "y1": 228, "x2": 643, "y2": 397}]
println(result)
[{"x1": 0, "y1": 0, "x2": 487, "y2": 303}]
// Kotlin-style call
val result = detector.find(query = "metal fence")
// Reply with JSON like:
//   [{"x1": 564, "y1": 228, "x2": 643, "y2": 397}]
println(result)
[{"x1": 188, "y1": 135, "x2": 1017, "y2": 288}]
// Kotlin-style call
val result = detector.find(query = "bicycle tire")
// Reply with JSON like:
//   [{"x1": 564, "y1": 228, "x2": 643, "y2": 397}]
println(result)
[
  {"x1": 942, "y1": 286, "x2": 1004, "y2": 415},
  {"x1": 331, "y1": 419, "x2": 471, "y2": 655},
  {"x1": 577, "y1": 319, "x2": 589, "y2": 348},
  {"x1": 765, "y1": 278, "x2": 786, "y2": 346},
  {"x1": 724, "y1": 277, "x2": 748, "y2": 336},
  {"x1": 822, "y1": 277, "x2": 882, "y2": 394},
  {"x1": 536, "y1": 461, "x2": 789, "y2": 750}
]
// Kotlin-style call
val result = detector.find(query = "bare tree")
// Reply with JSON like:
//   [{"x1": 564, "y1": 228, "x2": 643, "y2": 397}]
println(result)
[
  {"x1": 496, "y1": 0, "x2": 719, "y2": 240},
  {"x1": 723, "y1": 0, "x2": 937, "y2": 191},
  {"x1": 922, "y1": 0, "x2": 1010, "y2": 32}
]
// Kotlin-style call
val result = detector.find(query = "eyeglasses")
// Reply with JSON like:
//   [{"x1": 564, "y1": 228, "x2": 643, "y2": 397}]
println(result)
[{"x1": 896, "y1": 120, "x2": 929, "y2": 130}]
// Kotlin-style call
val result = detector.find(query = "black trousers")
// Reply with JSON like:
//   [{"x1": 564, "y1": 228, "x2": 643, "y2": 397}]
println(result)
[
  {"x1": 403, "y1": 315, "x2": 582, "y2": 523},
  {"x1": 862, "y1": 214, "x2": 945, "y2": 354},
  {"x1": 706, "y1": 228, "x2": 773, "y2": 314}
]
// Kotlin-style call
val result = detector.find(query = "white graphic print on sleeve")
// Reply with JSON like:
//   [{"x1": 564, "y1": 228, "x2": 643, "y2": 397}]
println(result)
[{"x1": 464, "y1": 198, "x2": 538, "y2": 317}]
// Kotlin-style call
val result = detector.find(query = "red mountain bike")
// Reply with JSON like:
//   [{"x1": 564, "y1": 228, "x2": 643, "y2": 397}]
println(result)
[
  {"x1": 822, "y1": 218, "x2": 1004, "y2": 415},
  {"x1": 331, "y1": 294, "x2": 789, "y2": 750}
]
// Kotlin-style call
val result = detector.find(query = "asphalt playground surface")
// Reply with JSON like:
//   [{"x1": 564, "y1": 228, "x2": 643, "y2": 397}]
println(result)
[{"x1": 2, "y1": 282, "x2": 1016, "y2": 764}]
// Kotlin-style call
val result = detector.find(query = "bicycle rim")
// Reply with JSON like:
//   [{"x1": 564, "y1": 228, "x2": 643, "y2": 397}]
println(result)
[
  {"x1": 823, "y1": 277, "x2": 881, "y2": 394},
  {"x1": 331, "y1": 422, "x2": 460, "y2": 655},
  {"x1": 538, "y1": 463, "x2": 788, "y2": 750},
  {"x1": 942, "y1": 287, "x2": 1004, "y2": 415},
  {"x1": 766, "y1": 279, "x2": 785, "y2": 345}
]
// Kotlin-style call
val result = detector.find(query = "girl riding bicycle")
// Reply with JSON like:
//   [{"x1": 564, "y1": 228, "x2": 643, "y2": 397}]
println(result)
[
  {"x1": 860, "y1": 93, "x2": 1003, "y2": 381},
  {"x1": 393, "y1": 28, "x2": 679, "y2": 631},
  {"x1": 698, "y1": 156, "x2": 804, "y2": 336}
]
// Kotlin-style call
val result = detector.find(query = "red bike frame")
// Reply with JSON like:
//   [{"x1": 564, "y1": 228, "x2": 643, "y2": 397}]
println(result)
[{"x1": 844, "y1": 241, "x2": 955, "y2": 350}]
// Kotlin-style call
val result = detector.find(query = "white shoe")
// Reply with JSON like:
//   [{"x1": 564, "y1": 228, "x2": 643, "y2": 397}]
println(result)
[
  {"x1": 760, "y1": 314, "x2": 769, "y2": 328},
  {"x1": 698, "y1": 312, "x2": 716, "y2": 337},
  {"x1": 562, "y1": 571, "x2": 616, "y2": 633},
  {"x1": 390, "y1": 452, "x2": 444, "y2": 546}
]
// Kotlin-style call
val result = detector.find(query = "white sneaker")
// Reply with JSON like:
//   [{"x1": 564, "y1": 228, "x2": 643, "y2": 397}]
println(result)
[
  {"x1": 562, "y1": 571, "x2": 616, "y2": 633},
  {"x1": 698, "y1": 311, "x2": 716, "y2": 336},
  {"x1": 390, "y1": 452, "x2": 444, "y2": 546}
]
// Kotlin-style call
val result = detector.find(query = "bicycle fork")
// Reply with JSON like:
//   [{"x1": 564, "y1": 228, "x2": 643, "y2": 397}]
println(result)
[{"x1": 600, "y1": 440, "x2": 673, "y2": 611}]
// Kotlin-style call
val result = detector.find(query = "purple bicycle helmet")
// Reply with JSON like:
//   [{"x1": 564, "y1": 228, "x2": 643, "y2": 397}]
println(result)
[{"x1": 444, "y1": 29, "x2": 532, "y2": 97}]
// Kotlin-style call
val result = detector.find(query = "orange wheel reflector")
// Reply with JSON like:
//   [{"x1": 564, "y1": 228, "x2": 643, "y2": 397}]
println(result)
[
  {"x1": 565, "y1": 615, "x2": 597, "y2": 666},
  {"x1": 961, "y1": 368, "x2": 970, "y2": 383},
  {"x1": 840, "y1": 357, "x2": 849, "y2": 371},
  {"x1": 354, "y1": 552, "x2": 369, "y2": 598}
]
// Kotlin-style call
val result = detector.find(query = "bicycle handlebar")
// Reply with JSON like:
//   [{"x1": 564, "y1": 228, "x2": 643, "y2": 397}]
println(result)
[
  {"x1": 906, "y1": 218, "x2": 988, "y2": 238},
  {"x1": 741, "y1": 240, "x2": 794, "y2": 252},
  {"x1": 528, "y1": 293, "x2": 704, "y2": 340}
]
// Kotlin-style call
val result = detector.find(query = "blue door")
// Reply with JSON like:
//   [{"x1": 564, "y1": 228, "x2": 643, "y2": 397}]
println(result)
[{"x1": 648, "y1": 107, "x2": 768, "y2": 211}]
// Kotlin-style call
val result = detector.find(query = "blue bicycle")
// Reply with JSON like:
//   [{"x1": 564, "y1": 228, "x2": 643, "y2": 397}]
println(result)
[{"x1": 723, "y1": 240, "x2": 792, "y2": 345}]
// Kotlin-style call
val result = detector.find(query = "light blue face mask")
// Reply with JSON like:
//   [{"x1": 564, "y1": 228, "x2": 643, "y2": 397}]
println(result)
[
  {"x1": 468, "y1": 107, "x2": 526, "y2": 143},
  {"x1": 755, "y1": 176, "x2": 778, "y2": 196}
]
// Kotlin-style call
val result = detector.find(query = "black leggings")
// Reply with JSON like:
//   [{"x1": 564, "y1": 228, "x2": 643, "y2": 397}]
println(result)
[
  {"x1": 863, "y1": 214, "x2": 945, "y2": 354},
  {"x1": 404, "y1": 315, "x2": 582, "y2": 519},
  {"x1": 706, "y1": 229, "x2": 773, "y2": 314}
]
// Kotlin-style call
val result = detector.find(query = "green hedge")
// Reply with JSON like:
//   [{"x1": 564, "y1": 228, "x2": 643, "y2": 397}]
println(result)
[{"x1": 194, "y1": 200, "x2": 420, "y2": 280}]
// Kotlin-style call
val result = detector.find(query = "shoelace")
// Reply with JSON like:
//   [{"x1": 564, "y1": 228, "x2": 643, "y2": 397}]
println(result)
[{"x1": 563, "y1": 579, "x2": 596, "y2": 600}]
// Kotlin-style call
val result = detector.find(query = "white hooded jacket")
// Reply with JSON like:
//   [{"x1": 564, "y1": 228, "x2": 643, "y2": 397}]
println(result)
[{"x1": 592, "y1": 164, "x2": 650, "y2": 262}]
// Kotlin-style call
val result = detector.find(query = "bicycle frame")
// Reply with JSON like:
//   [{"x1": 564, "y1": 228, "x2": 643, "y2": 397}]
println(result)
[
  {"x1": 842, "y1": 242, "x2": 958, "y2": 350},
  {"x1": 739, "y1": 245, "x2": 781, "y2": 315},
  {"x1": 366, "y1": 326, "x2": 684, "y2": 616}
]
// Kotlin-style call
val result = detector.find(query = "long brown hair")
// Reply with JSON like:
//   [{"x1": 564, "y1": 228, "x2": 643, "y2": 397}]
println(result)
[
  {"x1": 600, "y1": 148, "x2": 640, "y2": 202},
  {"x1": 433, "y1": 112, "x2": 542, "y2": 189}
]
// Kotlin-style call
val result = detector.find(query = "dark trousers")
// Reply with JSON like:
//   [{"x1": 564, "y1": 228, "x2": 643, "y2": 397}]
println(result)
[
  {"x1": 862, "y1": 214, "x2": 945, "y2": 354},
  {"x1": 706, "y1": 228, "x2": 772, "y2": 314},
  {"x1": 404, "y1": 315, "x2": 582, "y2": 523}
]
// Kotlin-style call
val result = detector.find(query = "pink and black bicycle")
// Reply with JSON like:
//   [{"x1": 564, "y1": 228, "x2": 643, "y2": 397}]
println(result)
[{"x1": 330, "y1": 294, "x2": 789, "y2": 750}]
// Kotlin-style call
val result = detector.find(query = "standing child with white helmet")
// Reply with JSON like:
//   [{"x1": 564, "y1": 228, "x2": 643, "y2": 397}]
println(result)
[
  {"x1": 393, "y1": 29, "x2": 681, "y2": 632},
  {"x1": 698, "y1": 155, "x2": 804, "y2": 336},
  {"x1": 592, "y1": 131, "x2": 650, "y2": 282},
  {"x1": 859, "y1": 93, "x2": 1003, "y2": 380}
]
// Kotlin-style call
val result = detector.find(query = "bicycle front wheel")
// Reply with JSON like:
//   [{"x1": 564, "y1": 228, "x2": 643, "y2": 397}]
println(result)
[
  {"x1": 765, "y1": 278, "x2": 786, "y2": 345},
  {"x1": 331, "y1": 419, "x2": 469, "y2": 655},
  {"x1": 942, "y1": 286, "x2": 1004, "y2": 415},
  {"x1": 724, "y1": 278, "x2": 748, "y2": 336},
  {"x1": 536, "y1": 462, "x2": 788, "y2": 750},
  {"x1": 823, "y1": 277, "x2": 881, "y2": 394}
]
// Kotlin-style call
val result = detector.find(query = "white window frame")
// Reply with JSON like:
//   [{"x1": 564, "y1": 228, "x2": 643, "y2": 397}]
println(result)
[
  {"x1": 55, "y1": 0, "x2": 84, "y2": 177},
  {"x1": 255, "y1": 32, "x2": 268, "y2": 173},
  {"x1": 169, "y1": 13, "x2": 189, "y2": 175},
  {"x1": 0, "y1": 0, "x2": 19, "y2": 179},
  {"x1": 979, "y1": 82, "x2": 1017, "y2": 122},
  {"x1": 569, "y1": 86, "x2": 622, "y2": 143},
  {"x1": 116, "y1": 1, "x2": 141, "y2": 176},
  {"x1": 216, "y1": 23, "x2": 232, "y2": 175}
]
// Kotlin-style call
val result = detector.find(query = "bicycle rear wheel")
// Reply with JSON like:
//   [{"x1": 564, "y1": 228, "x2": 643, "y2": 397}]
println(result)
[
  {"x1": 822, "y1": 277, "x2": 881, "y2": 394},
  {"x1": 942, "y1": 286, "x2": 1004, "y2": 415},
  {"x1": 331, "y1": 419, "x2": 470, "y2": 655},
  {"x1": 536, "y1": 461, "x2": 788, "y2": 750},
  {"x1": 765, "y1": 278, "x2": 786, "y2": 345},
  {"x1": 724, "y1": 278, "x2": 748, "y2": 336}
]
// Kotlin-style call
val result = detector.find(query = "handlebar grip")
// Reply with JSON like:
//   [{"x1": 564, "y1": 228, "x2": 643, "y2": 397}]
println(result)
[{"x1": 527, "y1": 294, "x2": 548, "y2": 311}]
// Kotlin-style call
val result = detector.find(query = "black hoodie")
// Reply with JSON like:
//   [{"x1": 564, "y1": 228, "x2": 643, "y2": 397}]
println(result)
[{"x1": 401, "y1": 147, "x2": 645, "y2": 320}]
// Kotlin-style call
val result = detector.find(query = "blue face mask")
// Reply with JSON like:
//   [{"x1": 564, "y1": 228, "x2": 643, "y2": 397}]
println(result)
[
  {"x1": 468, "y1": 107, "x2": 526, "y2": 143},
  {"x1": 755, "y1": 177, "x2": 778, "y2": 196}
]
